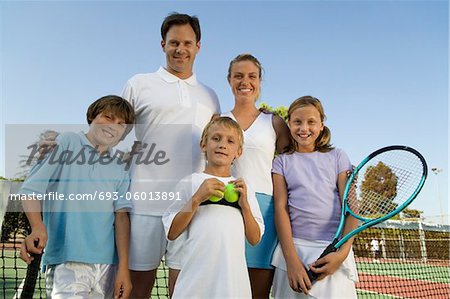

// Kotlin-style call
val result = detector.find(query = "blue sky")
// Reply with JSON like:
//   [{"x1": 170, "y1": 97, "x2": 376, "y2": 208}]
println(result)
[{"x1": 1, "y1": 0, "x2": 448, "y2": 223}]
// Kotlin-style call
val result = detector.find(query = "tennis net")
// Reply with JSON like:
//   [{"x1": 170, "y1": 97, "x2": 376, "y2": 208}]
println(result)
[{"x1": 1, "y1": 213, "x2": 449, "y2": 299}]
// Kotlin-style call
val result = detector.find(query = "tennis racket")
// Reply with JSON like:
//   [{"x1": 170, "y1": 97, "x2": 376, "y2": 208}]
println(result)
[
  {"x1": 20, "y1": 240, "x2": 42, "y2": 299},
  {"x1": 306, "y1": 145, "x2": 428, "y2": 283}
]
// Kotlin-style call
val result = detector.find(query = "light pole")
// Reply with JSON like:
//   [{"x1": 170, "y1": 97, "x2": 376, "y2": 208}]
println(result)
[{"x1": 431, "y1": 167, "x2": 444, "y2": 224}]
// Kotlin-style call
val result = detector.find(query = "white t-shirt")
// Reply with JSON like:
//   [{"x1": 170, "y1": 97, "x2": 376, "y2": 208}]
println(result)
[
  {"x1": 121, "y1": 67, "x2": 220, "y2": 215},
  {"x1": 224, "y1": 112, "x2": 276, "y2": 195},
  {"x1": 162, "y1": 172, "x2": 264, "y2": 298}
]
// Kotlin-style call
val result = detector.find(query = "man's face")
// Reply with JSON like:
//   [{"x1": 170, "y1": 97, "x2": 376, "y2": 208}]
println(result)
[{"x1": 161, "y1": 24, "x2": 200, "y2": 79}]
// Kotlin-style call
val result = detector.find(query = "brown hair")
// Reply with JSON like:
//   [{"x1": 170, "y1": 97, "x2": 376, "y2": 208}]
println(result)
[
  {"x1": 86, "y1": 95, "x2": 135, "y2": 139},
  {"x1": 161, "y1": 12, "x2": 201, "y2": 42},
  {"x1": 287, "y1": 96, "x2": 334, "y2": 153}
]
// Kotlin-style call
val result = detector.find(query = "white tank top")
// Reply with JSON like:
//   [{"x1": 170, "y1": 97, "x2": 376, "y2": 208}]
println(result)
[{"x1": 223, "y1": 112, "x2": 276, "y2": 195}]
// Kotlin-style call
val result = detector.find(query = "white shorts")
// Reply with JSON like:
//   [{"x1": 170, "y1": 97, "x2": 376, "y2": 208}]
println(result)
[
  {"x1": 129, "y1": 214, "x2": 183, "y2": 271},
  {"x1": 45, "y1": 262, "x2": 115, "y2": 299},
  {"x1": 271, "y1": 238, "x2": 358, "y2": 299}
]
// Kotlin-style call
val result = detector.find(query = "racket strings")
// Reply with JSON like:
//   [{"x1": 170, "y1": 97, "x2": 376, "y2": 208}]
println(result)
[{"x1": 347, "y1": 149, "x2": 425, "y2": 219}]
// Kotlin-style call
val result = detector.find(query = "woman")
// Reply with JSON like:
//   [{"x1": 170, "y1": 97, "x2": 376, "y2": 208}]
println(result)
[{"x1": 223, "y1": 53, "x2": 290, "y2": 298}]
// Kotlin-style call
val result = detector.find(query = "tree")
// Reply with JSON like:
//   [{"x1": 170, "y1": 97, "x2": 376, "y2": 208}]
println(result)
[
  {"x1": 15, "y1": 130, "x2": 59, "y2": 179},
  {"x1": 402, "y1": 208, "x2": 423, "y2": 220},
  {"x1": 259, "y1": 102, "x2": 288, "y2": 121},
  {"x1": 360, "y1": 161, "x2": 398, "y2": 217}
]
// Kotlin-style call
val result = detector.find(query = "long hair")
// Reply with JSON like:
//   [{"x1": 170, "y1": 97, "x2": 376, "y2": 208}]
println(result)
[{"x1": 287, "y1": 96, "x2": 334, "y2": 153}]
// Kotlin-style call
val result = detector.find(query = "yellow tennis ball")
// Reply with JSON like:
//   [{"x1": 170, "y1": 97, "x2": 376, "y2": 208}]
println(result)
[
  {"x1": 224, "y1": 183, "x2": 239, "y2": 203},
  {"x1": 209, "y1": 190, "x2": 224, "y2": 202}
]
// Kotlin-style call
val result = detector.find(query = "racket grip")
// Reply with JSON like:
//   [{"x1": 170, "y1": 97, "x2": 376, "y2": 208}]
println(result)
[
  {"x1": 20, "y1": 240, "x2": 43, "y2": 299},
  {"x1": 305, "y1": 239, "x2": 339, "y2": 284}
]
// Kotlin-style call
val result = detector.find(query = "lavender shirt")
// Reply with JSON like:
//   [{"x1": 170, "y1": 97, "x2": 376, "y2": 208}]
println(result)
[{"x1": 272, "y1": 148, "x2": 352, "y2": 241}]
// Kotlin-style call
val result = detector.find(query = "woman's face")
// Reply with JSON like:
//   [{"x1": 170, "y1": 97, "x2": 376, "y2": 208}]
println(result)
[{"x1": 228, "y1": 60, "x2": 261, "y2": 103}]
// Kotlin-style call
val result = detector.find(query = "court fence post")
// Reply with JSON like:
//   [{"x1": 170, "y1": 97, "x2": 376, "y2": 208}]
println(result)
[{"x1": 418, "y1": 221, "x2": 428, "y2": 263}]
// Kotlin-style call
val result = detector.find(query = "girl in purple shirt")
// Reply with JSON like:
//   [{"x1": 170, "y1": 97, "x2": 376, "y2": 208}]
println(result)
[{"x1": 271, "y1": 96, "x2": 358, "y2": 298}]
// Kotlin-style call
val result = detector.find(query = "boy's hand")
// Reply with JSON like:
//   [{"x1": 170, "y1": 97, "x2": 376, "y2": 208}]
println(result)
[
  {"x1": 114, "y1": 268, "x2": 132, "y2": 299},
  {"x1": 230, "y1": 178, "x2": 250, "y2": 210},
  {"x1": 286, "y1": 255, "x2": 312, "y2": 294},
  {"x1": 308, "y1": 250, "x2": 346, "y2": 281},
  {"x1": 20, "y1": 228, "x2": 47, "y2": 264},
  {"x1": 192, "y1": 178, "x2": 225, "y2": 205}
]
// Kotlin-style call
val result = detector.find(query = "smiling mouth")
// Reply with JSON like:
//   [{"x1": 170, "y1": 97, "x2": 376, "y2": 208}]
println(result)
[
  {"x1": 298, "y1": 133, "x2": 312, "y2": 138},
  {"x1": 102, "y1": 129, "x2": 115, "y2": 138}
]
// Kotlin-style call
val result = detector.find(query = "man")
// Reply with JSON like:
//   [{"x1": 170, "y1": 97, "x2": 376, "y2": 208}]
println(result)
[{"x1": 121, "y1": 13, "x2": 220, "y2": 298}]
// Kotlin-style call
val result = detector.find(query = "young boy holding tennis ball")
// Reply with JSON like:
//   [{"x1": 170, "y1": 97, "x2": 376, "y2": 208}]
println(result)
[
  {"x1": 271, "y1": 96, "x2": 358, "y2": 298},
  {"x1": 162, "y1": 116, "x2": 264, "y2": 298},
  {"x1": 19, "y1": 95, "x2": 135, "y2": 299}
]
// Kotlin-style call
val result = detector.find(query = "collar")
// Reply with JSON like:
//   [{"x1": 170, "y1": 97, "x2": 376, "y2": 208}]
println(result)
[
  {"x1": 78, "y1": 131, "x2": 112, "y2": 157},
  {"x1": 157, "y1": 66, "x2": 198, "y2": 86}
]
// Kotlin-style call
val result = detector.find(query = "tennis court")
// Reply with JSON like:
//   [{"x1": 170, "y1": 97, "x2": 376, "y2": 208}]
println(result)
[
  {"x1": 356, "y1": 258, "x2": 450, "y2": 298},
  {"x1": 1, "y1": 215, "x2": 449, "y2": 298}
]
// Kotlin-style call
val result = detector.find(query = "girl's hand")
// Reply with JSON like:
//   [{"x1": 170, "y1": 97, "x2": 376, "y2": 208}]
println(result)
[
  {"x1": 192, "y1": 178, "x2": 225, "y2": 205},
  {"x1": 286, "y1": 255, "x2": 312, "y2": 294},
  {"x1": 308, "y1": 250, "x2": 347, "y2": 280},
  {"x1": 230, "y1": 178, "x2": 250, "y2": 210}
]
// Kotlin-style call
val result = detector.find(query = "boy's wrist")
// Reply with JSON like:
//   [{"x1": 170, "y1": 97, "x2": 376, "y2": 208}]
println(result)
[
  {"x1": 191, "y1": 194, "x2": 203, "y2": 207},
  {"x1": 240, "y1": 204, "x2": 251, "y2": 214},
  {"x1": 31, "y1": 222, "x2": 46, "y2": 232},
  {"x1": 117, "y1": 262, "x2": 129, "y2": 272}
]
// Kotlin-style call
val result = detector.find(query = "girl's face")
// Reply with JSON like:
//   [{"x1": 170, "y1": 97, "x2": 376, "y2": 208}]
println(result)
[
  {"x1": 288, "y1": 105, "x2": 324, "y2": 153},
  {"x1": 201, "y1": 124, "x2": 242, "y2": 168},
  {"x1": 228, "y1": 60, "x2": 261, "y2": 104}
]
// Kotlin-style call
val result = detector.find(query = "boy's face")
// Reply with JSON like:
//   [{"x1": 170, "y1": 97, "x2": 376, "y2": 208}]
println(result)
[
  {"x1": 87, "y1": 111, "x2": 127, "y2": 150},
  {"x1": 201, "y1": 124, "x2": 242, "y2": 168},
  {"x1": 161, "y1": 24, "x2": 200, "y2": 79}
]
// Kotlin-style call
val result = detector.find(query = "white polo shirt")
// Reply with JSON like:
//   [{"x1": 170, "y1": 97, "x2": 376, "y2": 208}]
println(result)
[{"x1": 122, "y1": 67, "x2": 220, "y2": 215}]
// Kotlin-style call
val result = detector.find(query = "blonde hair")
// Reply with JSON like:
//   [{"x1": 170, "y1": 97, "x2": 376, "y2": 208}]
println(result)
[
  {"x1": 287, "y1": 96, "x2": 334, "y2": 153},
  {"x1": 227, "y1": 53, "x2": 263, "y2": 79},
  {"x1": 200, "y1": 117, "x2": 244, "y2": 151}
]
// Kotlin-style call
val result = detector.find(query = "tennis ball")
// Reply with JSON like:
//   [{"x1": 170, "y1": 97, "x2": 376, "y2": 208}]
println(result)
[
  {"x1": 224, "y1": 183, "x2": 239, "y2": 203},
  {"x1": 209, "y1": 190, "x2": 224, "y2": 202}
]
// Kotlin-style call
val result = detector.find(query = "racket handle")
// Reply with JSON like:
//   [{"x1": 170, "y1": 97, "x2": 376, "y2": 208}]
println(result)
[
  {"x1": 305, "y1": 239, "x2": 339, "y2": 283},
  {"x1": 20, "y1": 240, "x2": 43, "y2": 299}
]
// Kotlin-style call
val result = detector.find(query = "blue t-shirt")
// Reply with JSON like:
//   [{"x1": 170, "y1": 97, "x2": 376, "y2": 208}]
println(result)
[
  {"x1": 272, "y1": 148, "x2": 352, "y2": 241},
  {"x1": 20, "y1": 132, "x2": 132, "y2": 266}
]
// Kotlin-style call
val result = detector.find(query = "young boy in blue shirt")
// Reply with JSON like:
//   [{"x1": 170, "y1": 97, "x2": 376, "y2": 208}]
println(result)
[{"x1": 19, "y1": 95, "x2": 135, "y2": 299}]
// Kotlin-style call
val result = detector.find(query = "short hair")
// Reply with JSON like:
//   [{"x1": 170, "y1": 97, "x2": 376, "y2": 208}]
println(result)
[
  {"x1": 86, "y1": 95, "x2": 135, "y2": 139},
  {"x1": 200, "y1": 117, "x2": 244, "y2": 151},
  {"x1": 227, "y1": 53, "x2": 263, "y2": 80},
  {"x1": 287, "y1": 96, "x2": 334, "y2": 153},
  {"x1": 161, "y1": 12, "x2": 201, "y2": 42}
]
